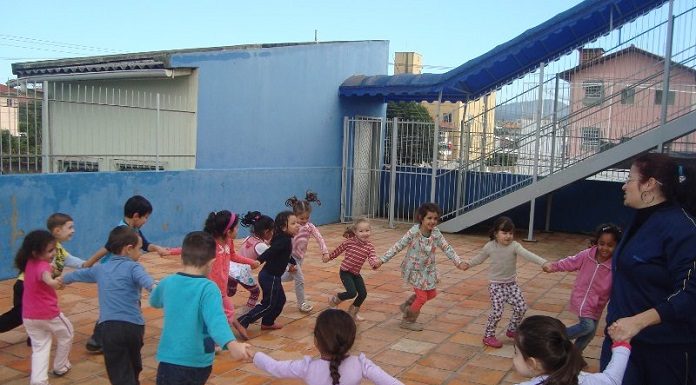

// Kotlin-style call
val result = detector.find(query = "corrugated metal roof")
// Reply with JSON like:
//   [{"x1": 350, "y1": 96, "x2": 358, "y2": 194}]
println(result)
[
  {"x1": 11, "y1": 40, "x2": 384, "y2": 78},
  {"x1": 340, "y1": 0, "x2": 670, "y2": 103},
  {"x1": 14, "y1": 59, "x2": 165, "y2": 77}
]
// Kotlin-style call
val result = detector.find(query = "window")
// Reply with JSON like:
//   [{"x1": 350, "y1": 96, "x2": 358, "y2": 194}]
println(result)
[
  {"x1": 654, "y1": 89, "x2": 675, "y2": 105},
  {"x1": 442, "y1": 113, "x2": 452, "y2": 123},
  {"x1": 582, "y1": 80, "x2": 604, "y2": 106},
  {"x1": 114, "y1": 160, "x2": 164, "y2": 171},
  {"x1": 5, "y1": 98, "x2": 12, "y2": 107},
  {"x1": 620, "y1": 88, "x2": 635, "y2": 105},
  {"x1": 59, "y1": 160, "x2": 99, "y2": 172},
  {"x1": 581, "y1": 127, "x2": 601, "y2": 150}
]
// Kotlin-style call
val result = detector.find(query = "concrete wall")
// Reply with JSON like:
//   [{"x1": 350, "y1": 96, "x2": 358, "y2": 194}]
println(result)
[
  {"x1": 0, "y1": 169, "x2": 339, "y2": 280},
  {"x1": 169, "y1": 41, "x2": 389, "y2": 170}
]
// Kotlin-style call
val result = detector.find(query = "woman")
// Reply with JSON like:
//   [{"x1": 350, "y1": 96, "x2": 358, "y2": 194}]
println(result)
[{"x1": 601, "y1": 153, "x2": 696, "y2": 385}]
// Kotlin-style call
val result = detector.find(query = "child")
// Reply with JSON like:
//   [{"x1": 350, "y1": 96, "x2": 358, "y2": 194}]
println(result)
[
  {"x1": 150, "y1": 231, "x2": 252, "y2": 385},
  {"x1": 542, "y1": 224, "x2": 621, "y2": 352},
  {"x1": 284, "y1": 191, "x2": 329, "y2": 313},
  {"x1": 373, "y1": 202, "x2": 465, "y2": 331},
  {"x1": 82, "y1": 195, "x2": 169, "y2": 352},
  {"x1": 204, "y1": 210, "x2": 258, "y2": 340},
  {"x1": 15, "y1": 230, "x2": 73, "y2": 385},
  {"x1": 324, "y1": 218, "x2": 378, "y2": 321},
  {"x1": 61, "y1": 226, "x2": 156, "y2": 385},
  {"x1": 47, "y1": 213, "x2": 87, "y2": 277},
  {"x1": 253, "y1": 309, "x2": 404, "y2": 385},
  {"x1": 0, "y1": 213, "x2": 85, "y2": 342},
  {"x1": 231, "y1": 211, "x2": 274, "y2": 311},
  {"x1": 237, "y1": 211, "x2": 299, "y2": 333},
  {"x1": 461, "y1": 216, "x2": 548, "y2": 348},
  {"x1": 512, "y1": 315, "x2": 630, "y2": 385}
]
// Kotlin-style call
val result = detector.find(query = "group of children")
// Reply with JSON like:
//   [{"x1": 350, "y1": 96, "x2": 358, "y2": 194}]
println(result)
[{"x1": 2, "y1": 191, "x2": 632, "y2": 385}]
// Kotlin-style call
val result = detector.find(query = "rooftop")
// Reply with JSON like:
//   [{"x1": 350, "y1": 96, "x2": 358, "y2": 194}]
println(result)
[{"x1": 0, "y1": 222, "x2": 598, "y2": 385}]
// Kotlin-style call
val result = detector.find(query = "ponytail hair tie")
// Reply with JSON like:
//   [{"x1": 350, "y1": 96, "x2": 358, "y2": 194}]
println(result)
[{"x1": 678, "y1": 165, "x2": 686, "y2": 184}]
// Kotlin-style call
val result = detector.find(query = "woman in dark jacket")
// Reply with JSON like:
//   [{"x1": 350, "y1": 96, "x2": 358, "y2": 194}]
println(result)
[{"x1": 601, "y1": 153, "x2": 696, "y2": 385}]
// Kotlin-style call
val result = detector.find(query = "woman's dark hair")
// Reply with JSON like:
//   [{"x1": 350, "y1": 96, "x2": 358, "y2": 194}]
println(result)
[
  {"x1": 632, "y1": 153, "x2": 696, "y2": 216},
  {"x1": 314, "y1": 309, "x2": 356, "y2": 385},
  {"x1": 273, "y1": 211, "x2": 295, "y2": 236},
  {"x1": 105, "y1": 226, "x2": 140, "y2": 254},
  {"x1": 203, "y1": 210, "x2": 239, "y2": 239},
  {"x1": 516, "y1": 315, "x2": 586, "y2": 385},
  {"x1": 489, "y1": 216, "x2": 515, "y2": 240},
  {"x1": 285, "y1": 190, "x2": 321, "y2": 215},
  {"x1": 415, "y1": 202, "x2": 442, "y2": 223},
  {"x1": 14, "y1": 230, "x2": 55, "y2": 273},
  {"x1": 591, "y1": 223, "x2": 622, "y2": 246},
  {"x1": 240, "y1": 211, "x2": 274, "y2": 237}
]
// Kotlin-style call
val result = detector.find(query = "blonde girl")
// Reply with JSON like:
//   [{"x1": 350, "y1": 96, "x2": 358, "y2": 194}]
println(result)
[{"x1": 324, "y1": 218, "x2": 378, "y2": 321}]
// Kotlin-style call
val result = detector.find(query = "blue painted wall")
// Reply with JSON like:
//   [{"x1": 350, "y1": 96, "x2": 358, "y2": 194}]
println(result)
[
  {"x1": 169, "y1": 41, "x2": 389, "y2": 170},
  {"x1": 0, "y1": 169, "x2": 339, "y2": 280}
]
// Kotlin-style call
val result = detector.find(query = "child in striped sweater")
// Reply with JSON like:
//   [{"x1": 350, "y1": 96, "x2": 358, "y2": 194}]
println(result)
[{"x1": 323, "y1": 218, "x2": 378, "y2": 321}]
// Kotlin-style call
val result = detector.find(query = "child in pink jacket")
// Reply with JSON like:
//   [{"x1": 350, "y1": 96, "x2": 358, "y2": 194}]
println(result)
[{"x1": 542, "y1": 224, "x2": 622, "y2": 352}]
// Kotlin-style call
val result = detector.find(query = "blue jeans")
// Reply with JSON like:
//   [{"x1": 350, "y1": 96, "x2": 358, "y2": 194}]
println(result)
[
  {"x1": 566, "y1": 317, "x2": 597, "y2": 352},
  {"x1": 156, "y1": 362, "x2": 212, "y2": 385}
]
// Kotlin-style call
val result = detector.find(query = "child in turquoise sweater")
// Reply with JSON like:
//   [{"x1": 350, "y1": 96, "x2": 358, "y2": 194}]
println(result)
[{"x1": 150, "y1": 231, "x2": 251, "y2": 385}]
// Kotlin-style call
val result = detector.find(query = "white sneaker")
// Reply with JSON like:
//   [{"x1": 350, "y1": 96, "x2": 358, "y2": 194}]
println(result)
[{"x1": 299, "y1": 302, "x2": 313, "y2": 313}]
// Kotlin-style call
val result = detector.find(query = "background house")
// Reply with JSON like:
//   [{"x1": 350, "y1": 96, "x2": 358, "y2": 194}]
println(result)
[{"x1": 560, "y1": 46, "x2": 696, "y2": 158}]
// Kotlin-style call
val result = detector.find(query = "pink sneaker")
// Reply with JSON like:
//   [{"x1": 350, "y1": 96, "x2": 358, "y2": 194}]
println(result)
[
  {"x1": 506, "y1": 330, "x2": 517, "y2": 339},
  {"x1": 483, "y1": 336, "x2": 503, "y2": 348}
]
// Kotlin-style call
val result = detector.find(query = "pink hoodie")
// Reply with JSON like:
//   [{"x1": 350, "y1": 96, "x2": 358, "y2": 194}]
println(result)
[{"x1": 548, "y1": 246, "x2": 612, "y2": 320}]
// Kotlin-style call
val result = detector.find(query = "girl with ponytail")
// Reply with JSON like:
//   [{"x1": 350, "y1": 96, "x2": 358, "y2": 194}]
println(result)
[
  {"x1": 253, "y1": 309, "x2": 403, "y2": 385},
  {"x1": 513, "y1": 315, "x2": 630, "y2": 385}
]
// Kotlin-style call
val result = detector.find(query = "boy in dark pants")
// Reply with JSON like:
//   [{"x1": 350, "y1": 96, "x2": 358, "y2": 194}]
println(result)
[
  {"x1": 150, "y1": 231, "x2": 251, "y2": 385},
  {"x1": 61, "y1": 226, "x2": 155, "y2": 385},
  {"x1": 83, "y1": 195, "x2": 169, "y2": 353}
]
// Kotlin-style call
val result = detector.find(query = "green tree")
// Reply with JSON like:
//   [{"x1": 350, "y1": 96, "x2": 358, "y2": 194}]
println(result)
[{"x1": 385, "y1": 102, "x2": 434, "y2": 165}]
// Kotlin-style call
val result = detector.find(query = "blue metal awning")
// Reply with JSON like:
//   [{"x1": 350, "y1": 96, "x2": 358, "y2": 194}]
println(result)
[{"x1": 340, "y1": 0, "x2": 669, "y2": 103}]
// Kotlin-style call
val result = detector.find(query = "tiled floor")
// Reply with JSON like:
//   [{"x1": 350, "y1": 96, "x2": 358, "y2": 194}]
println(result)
[{"x1": 0, "y1": 222, "x2": 604, "y2": 385}]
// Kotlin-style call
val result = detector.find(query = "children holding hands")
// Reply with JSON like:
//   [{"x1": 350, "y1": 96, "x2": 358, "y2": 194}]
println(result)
[
  {"x1": 253, "y1": 309, "x2": 403, "y2": 385},
  {"x1": 460, "y1": 216, "x2": 548, "y2": 348},
  {"x1": 150, "y1": 231, "x2": 252, "y2": 385},
  {"x1": 61, "y1": 226, "x2": 155, "y2": 385},
  {"x1": 542, "y1": 223, "x2": 620, "y2": 352},
  {"x1": 373, "y1": 203, "x2": 466, "y2": 331},
  {"x1": 324, "y1": 218, "x2": 378, "y2": 321}
]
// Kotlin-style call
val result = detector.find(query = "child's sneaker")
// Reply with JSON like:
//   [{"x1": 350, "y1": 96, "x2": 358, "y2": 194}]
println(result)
[
  {"x1": 506, "y1": 330, "x2": 517, "y2": 339},
  {"x1": 260, "y1": 323, "x2": 283, "y2": 330},
  {"x1": 483, "y1": 336, "x2": 503, "y2": 348},
  {"x1": 328, "y1": 295, "x2": 341, "y2": 309},
  {"x1": 52, "y1": 364, "x2": 71, "y2": 377},
  {"x1": 299, "y1": 302, "x2": 313, "y2": 313}
]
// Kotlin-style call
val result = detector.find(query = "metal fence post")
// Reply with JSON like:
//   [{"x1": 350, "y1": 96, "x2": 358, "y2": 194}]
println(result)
[
  {"x1": 340, "y1": 116, "x2": 349, "y2": 223},
  {"x1": 455, "y1": 102, "x2": 468, "y2": 214},
  {"x1": 42, "y1": 81, "x2": 51, "y2": 173},
  {"x1": 431, "y1": 90, "x2": 442, "y2": 203},
  {"x1": 389, "y1": 117, "x2": 399, "y2": 228},
  {"x1": 156, "y1": 93, "x2": 161, "y2": 171},
  {"x1": 658, "y1": 0, "x2": 675, "y2": 153},
  {"x1": 526, "y1": 64, "x2": 545, "y2": 242}
]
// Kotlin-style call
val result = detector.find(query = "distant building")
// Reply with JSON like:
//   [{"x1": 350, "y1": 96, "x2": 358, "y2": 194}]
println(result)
[
  {"x1": 560, "y1": 46, "x2": 696, "y2": 157},
  {"x1": 0, "y1": 84, "x2": 20, "y2": 137},
  {"x1": 392, "y1": 52, "x2": 497, "y2": 162}
]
